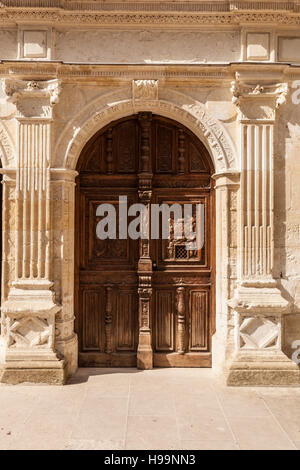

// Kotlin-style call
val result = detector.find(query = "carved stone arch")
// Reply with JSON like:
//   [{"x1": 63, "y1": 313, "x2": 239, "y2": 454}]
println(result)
[{"x1": 56, "y1": 89, "x2": 237, "y2": 173}]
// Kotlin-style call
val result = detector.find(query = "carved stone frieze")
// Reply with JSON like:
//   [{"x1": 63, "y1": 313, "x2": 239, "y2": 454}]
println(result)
[
  {"x1": 1, "y1": 6, "x2": 300, "y2": 26},
  {"x1": 133, "y1": 80, "x2": 158, "y2": 102}
]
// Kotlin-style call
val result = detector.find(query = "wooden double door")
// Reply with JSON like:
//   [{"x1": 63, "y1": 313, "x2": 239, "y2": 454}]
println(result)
[{"x1": 75, "y1": 113, "x2": 214, "y2": 368}]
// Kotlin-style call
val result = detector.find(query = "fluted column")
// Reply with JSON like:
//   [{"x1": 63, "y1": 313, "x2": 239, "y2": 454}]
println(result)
[
  {"x1": 228, "y1": 76, "x2": 300, "y2": 385},
  {"x1": 240, "y1": 123, "x2": 274, "y2": 278},
  {"x1": 0, "y1": 79, "x2": 67, "y2": 385},
  {"x1": 16, "y1": 121, "x2": 51, "y2": 281}
]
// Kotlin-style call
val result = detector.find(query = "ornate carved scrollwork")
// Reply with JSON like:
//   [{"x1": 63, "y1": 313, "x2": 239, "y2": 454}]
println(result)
[
  {"x1": 138, "y1": 276, "x2": 152, "y2": 331},
  {"x1": 133, "y1": 80, "x2": 158, "y2": 102},
  {"x1": 2, "y1": 78, "x2": 61, "y2": 119},
  {"x1": 230, "y1": 77, "x2": 289, "y2": 120}
]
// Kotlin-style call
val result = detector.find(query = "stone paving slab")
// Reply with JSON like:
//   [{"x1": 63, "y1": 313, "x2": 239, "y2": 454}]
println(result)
[{"x1": 0, "y1": 368, "x2": 299, "y2": 450}]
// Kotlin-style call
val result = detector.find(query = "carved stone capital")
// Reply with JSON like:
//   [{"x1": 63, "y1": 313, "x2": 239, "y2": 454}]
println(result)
[
  {"x1": 2, "y1": 78, "x2": 61, "y2": 119},
  {"x1": 231, "y1": 78, "x2": 289, "y2": 121},
  {"x1": 229, "y1": 280, "x2": 290, "y2": 315},
  {"x1": 133, "y1": 79, "x2": 158, "y2": 102}
]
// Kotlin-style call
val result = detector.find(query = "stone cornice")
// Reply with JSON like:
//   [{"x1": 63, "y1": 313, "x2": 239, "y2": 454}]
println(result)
[
  {"x1": 0, "y1": 62, "x2": 296, "y2": 84},
  {"x1": 0, "y1": 62, "x2": 233, "y2": 82},
  {"x1": 0, "y1": 1, "x2": 299, "y2": 13},
  {"x1": 0, "y1": 2, "x2": 300, "y2": 26}
]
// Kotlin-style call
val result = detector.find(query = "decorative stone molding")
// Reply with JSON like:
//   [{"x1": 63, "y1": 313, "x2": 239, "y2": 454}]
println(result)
[
  {"x1": 2, "y1": 78, "x2": 61, "y2": 119},
  {"x1": 0, "y1": 1, "x2": 299, "y2": 13},
  {"x1": 231, "y1": 78, "x2": 289, "y2": 120},
  {"x1": 0, "y1": 122, "x2": 16, "y2": 167},
  {"x1": 133, "y1": 80, "x2": 158, "y2": 103},
  {"x1": 18, "y1": 26, "x2": 52, "y2": 60},
  {"x1": 1, "y1": 1, "x2": 299, "y2": 13},
  {"x1": 238, "y1": 315, "x2": 281, "y2": 350},
  {"x1": 54, "y1": 88, "x2": 237, "y2": 173},
  {"x1": 1, "y1": 3, "x2": 300, "y2": 26}
]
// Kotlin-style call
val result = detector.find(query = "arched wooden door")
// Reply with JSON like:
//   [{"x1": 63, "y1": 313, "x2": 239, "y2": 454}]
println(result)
[{"x1": 75, "y1": 113, "x2": 215, "y2": 368}]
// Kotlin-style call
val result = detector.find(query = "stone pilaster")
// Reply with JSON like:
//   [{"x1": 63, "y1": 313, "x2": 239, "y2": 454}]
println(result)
[
  {"x1": 228, "y1": 76, "x2": 300, "y2": 385},
  {"x1": 0, "y1": 79, "x2": 67, "y2": 384},
  {"x1": 212, "y1": 171, "x2": 240, "y2": 375},
  {"x1": 50, "y1": 168, "x2": 78, "y2": 377}
]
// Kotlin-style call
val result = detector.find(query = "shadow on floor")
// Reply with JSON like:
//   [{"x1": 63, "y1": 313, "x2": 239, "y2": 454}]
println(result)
[{"x1": 66, "y1": 367, "x2": 143, "y2": 385}]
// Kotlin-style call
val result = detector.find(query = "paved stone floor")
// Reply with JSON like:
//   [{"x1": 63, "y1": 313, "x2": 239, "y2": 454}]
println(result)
[{"x1": 0, "y1": 368, "x2": 300, "y2": 450}]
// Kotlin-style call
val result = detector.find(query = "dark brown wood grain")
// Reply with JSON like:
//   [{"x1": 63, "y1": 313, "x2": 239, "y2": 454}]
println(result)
[{"x1": 75, "y1": 114, "x2": 214, "y2": 367}]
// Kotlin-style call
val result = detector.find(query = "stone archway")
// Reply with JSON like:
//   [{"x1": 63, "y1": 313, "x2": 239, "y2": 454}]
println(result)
[
  {"x1": 53, "y1": 86, "x2": 239, "y2": 376},
  {"x1": 55, "y1": 87, "x2": 237, "y2": 173}
]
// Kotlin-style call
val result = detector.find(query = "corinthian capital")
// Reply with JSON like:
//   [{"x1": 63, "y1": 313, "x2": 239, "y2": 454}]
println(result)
[
  {"x1": 230, "y1": 76, "x2": 289, "y2": 121},
  {"x1": 1, "y1": 78, "x2": 61, "y2": 119}
]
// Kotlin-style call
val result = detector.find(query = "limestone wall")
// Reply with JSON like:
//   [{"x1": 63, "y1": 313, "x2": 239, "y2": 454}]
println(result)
[{"x1": 0, "y1": 1, "x2": 300, "y2": 385}]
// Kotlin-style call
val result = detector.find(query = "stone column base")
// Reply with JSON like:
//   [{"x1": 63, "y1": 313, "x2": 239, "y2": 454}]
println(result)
[
  {"x1": 0, "y1": 280, "x2": 67, "y2": 385},
  {"x1": 55, "y1": 334, "x2": 78, "y2": 377},
  {"x1": 0, "y1": 359, "x2": 67, "y2": 385},
  {"x1": 227, "y1": 351, "x2": 300, "y2": 386}
]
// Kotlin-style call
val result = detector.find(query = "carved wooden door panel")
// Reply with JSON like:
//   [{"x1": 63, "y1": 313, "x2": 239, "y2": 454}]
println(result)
[
  {"x1": 75, "y1": 114, "x2": 214, "y2": 368},
  {"x1": 151, "y1": 116, "x2": 214, "y2": 367},
  {"x1": 75, "y1": 117, "x2": 139, "y2": 366}
]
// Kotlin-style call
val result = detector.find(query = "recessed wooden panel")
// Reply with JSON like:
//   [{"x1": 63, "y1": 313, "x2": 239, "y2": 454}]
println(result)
[
  {"x1": 116, "y1": 291, "x2": 137, "y2": 351},
  {"x1": 115, "y1": 120, "x2": 137, "y2": 173},
  {"x1": 189, "y1": 141, "x2": 206, "y2": 172},
  {"x1": 82, "y1": 289, "x2": 104, "y2": 351},
  {"x1": 84, "y1": 140, "x2": 102, "y2": 171},
  {"x1": 156, "y1": 124, "x2": 174, "y2": 173},
  {"x1": 189, "y1": 290, "x2": 208, "y2": 351},
  {"x1": 155, "y1": 290, "x2": 174, "y2": 352}
]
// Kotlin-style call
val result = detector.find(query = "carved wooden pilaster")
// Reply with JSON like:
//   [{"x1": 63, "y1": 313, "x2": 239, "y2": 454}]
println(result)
[
  {"x1": 138, "y1": 276, "x2": 152, "y2": 331},
  {"x1": 105, "y1": 286, "x2": 113, "y2": 354},
  {"x1": 176, "y1": 286, "x2": 185, "y2": 354},
  {"x1": 137, "y1": 111, "x2": 153, "y2": 370},
  {"x1": 137, "y1": 185, "x2": 153, "y2": 369}
]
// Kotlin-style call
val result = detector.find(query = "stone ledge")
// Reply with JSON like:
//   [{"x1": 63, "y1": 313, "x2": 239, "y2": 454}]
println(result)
[
  {"x1": 0, "y1": 360, "x2": 67, "y2": 385},
  {"x1": 226, "y1": 351, "x2": 300, "y2": 386}
]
